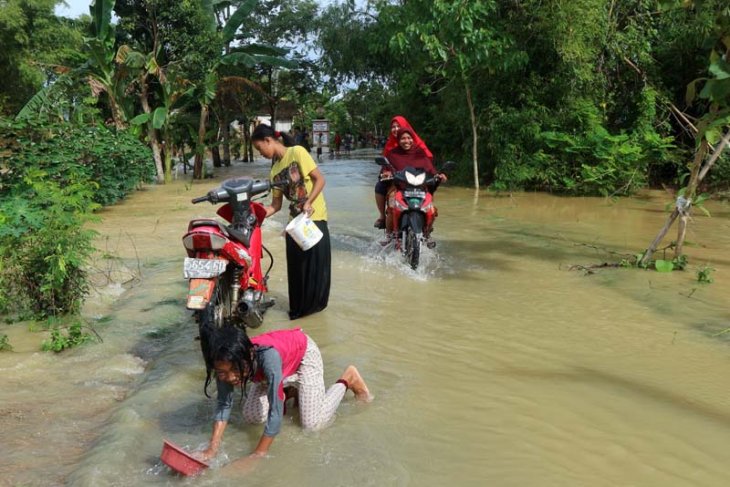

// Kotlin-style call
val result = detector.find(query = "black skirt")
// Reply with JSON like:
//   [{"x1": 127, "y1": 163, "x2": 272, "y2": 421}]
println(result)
[{"x1": 285, "y1": 220, "x2": 331, "y2": 320}]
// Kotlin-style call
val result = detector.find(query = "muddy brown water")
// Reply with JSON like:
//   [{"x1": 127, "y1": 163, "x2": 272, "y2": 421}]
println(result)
[{"x1": 1, "y1": 155, "x2": 730, "y2": 486}]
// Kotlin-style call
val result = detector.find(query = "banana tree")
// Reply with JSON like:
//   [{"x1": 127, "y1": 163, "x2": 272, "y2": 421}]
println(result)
[
  {"x1": 191, "y1": 0, "x2": 297, "y2": 178},
  {"x1": 193, "y1": 71, "x2": 217, "y2": 179},
  {"x1": 120, "y1": 45, "x2": 194, "y2": 183},
  {"x1": 17, "y1": 0, "x2": 131, "y2": 126},
  {"x1": 83, "y1": 0, "x2": 130, "y2": 128}
]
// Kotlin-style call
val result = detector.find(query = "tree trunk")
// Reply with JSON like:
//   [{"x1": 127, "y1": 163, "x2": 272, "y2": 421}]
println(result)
[
  {"x1": 149, "y1": 135, "x2": 164, "y2": 184},
  {"x1": 163, "y1": 133, "x2": 173, "y2": 183},
  {"x1": 222, "y1": 118, "x2": 231, "y2": 166},
  {"x1": 212, "y1": 144, "x2": 222, "y2": 167},
  {"x1": 241, "y1": 117, "x2": 250, "y2": 162},
  {"x1": 640, "y1": 208, "x2": 680, "y2": 267},
  {"x1": 641, "y1": 130, "x2": 730, "y2": 265},
  {"x1": 194, "y1": 104, "x2": 209, "y2": 180},
  {"x1": 139, "y1": 80, "x2": 164, "y2": 183},
  {"x1": 465, "y1": 82, "x2": 479, "y2": 191},
  {"x1": 242, "y1": 117, "x2": 253, "y2": 162},
  {"x1": 108, "y1": 96, "x2": 127, "y2": 131},
  {"x1": 675, "y1": 131, "x2": 730, "y2": 257}
]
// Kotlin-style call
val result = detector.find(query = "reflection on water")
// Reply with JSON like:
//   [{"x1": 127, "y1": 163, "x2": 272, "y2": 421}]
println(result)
[{"x1": 1, "y1": 155, "x2": 730, "y2": 486}]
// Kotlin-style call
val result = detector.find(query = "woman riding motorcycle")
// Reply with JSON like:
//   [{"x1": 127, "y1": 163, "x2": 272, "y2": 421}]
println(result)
[
  {"x1": 379, "y1": 128, "x2": 448, "y2": 238},
  {"x1": 374, "y1": 116, "x2": 434, "y2": 229}
]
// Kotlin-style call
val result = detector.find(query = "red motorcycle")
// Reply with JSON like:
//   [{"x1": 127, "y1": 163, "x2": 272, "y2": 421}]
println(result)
[
  {"x1": 376, "y1": 157, "x2": 454, "y2": 270},
  {"x1": 182, "y1": 177, "x2": 282, "y2": 335}
]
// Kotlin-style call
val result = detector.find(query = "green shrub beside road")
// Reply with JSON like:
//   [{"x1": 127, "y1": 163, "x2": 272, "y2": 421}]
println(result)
[{"x1": 0, "y1": 118, "x2": 154, "y2": 320}]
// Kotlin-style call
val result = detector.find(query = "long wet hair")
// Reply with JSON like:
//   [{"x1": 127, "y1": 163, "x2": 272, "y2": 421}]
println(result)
[
  {"x1": 251, "y1": 123, "x2": 296, "y2": 147},
  {"x1": 201, "y1": 325, "x2": 257, "y2": 399}
]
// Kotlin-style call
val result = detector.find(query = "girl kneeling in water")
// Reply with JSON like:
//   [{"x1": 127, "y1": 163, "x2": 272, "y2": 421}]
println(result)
[{"x1": 196, "y1": 326, "x2": 372, "y2": 466}]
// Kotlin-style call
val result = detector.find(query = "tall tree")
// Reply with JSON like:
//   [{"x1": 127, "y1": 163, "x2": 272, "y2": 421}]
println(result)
[
  {"x1": 0, "y1": 0, "x2": 85, "y2": 116},
  {"x1": 640, "y1": 0, "x2": 730, "y2": 265}
]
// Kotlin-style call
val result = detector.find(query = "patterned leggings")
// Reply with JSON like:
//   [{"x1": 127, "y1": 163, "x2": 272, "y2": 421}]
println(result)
[{"x1": 242, "y1": 336, "x2": 347, "y2": 430}]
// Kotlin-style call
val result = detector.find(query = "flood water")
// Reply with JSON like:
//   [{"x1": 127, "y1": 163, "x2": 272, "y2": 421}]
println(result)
[{"x1": 2, "y1": 154, "x2": 730, "y2": 486}]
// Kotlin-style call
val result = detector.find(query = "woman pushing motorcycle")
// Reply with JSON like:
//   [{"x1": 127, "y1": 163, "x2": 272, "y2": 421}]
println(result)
[{"x1": 251, "y1": 124, "x2": 330, "y2": 320}]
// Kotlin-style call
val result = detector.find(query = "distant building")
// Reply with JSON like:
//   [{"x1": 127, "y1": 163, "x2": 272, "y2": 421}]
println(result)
[{"x1": 253, "y1": 100, "x2": 298, "y2": 133}]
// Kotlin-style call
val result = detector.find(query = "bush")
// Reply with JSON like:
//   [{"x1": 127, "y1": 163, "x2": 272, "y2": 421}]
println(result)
[
  {"x1": 0, "y1": 117, "x2": 153, "y2": 318},
  {"x1": 0, "y1": 118, "x2": 154, "y2": 205},
  {"x1": 41, "y1": 319, "x2": 98, "y2": 353},
  {"x1": 490, "y1": 96, "x2": 677, "y2": 195},
  {"x1": 0, "y1": 174, "x2": 98, "y2": 317}
]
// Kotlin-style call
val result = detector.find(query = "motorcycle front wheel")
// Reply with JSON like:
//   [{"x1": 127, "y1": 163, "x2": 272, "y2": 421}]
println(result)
[{"x1": 403, "y1": 226, "x2": 421, "y2": 270}]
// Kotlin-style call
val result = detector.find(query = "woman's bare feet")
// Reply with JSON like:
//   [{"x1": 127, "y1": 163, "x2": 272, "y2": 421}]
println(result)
[{"x1": 341, "y1": 365, "x2": 373, "y2": 402}]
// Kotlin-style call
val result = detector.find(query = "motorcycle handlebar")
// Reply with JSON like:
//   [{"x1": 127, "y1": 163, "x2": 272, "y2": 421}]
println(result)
[
  {"x1": 251, "y1": 180, "x2": 273, "y2": 195},
  {"x1": 191, "y1": 195, "x2": 209, "y2": 204}
]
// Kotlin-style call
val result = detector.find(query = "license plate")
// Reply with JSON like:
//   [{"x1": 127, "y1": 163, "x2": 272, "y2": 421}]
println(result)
[
  {"x1": 183, "y1": 258, "x2": 227, "y2": 279},
  {"x1": 404, "y1": 190, "x2": 426, "y2": 198}
]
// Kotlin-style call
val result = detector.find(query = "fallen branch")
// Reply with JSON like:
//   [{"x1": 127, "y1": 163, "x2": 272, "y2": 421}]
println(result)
[{"x1": 567, "y1": 262, "x2": 622, "y2": 274}]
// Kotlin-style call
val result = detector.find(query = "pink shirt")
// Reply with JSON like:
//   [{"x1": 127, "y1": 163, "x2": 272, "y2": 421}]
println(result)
[{"x1": 252, "y1": 328, "x2": 308, "y2": 400}]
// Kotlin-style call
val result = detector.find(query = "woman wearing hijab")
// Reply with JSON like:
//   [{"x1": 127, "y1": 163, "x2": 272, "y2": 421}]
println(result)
[{"x1": 374, "y1": 116, "x2": 434, "y2": 228}]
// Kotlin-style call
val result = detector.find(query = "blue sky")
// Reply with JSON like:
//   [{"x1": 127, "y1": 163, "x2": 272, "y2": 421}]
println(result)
[
  {"x1": 55, "y1": 0, "x2": 92, "y2": 19},
  {"x1": 55, "y1": 0, "x2": 352, "y2": 19}
]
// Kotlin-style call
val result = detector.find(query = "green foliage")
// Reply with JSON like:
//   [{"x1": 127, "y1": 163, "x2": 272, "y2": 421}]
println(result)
[
  {"x1": 0, "y1": 117, "x2": 153, "y2": 318},
  {"x1": 41, "y1": 319, "x2": 98, "y2": 352},
  {"x1": 654, "y1": 259, "x2": 675, "y2": 272},
  {"x1": 320, "y1": 0, "x2": 724, "y2": 196},
  {"x1": 0, "y1": 173, "x2": 97, "y2": 317},
  {"x1": 0, "y1": 118, "x2": 154, "y2": 206},
  {"x1": 0, "y1": 334, "x2": 12, "y2": 352},
  {"x1": 490, "y1": 93, "x2": 677, "y2": 195},
  {"x1": 0, "y1": 0, "x2": 86, "y2": 116},
  {"x1": 696, "y1": 265, "x2": 715, "y2": 283},
  {"x1": 619, "y1": 252, "x2": 688, "y2": 271}
]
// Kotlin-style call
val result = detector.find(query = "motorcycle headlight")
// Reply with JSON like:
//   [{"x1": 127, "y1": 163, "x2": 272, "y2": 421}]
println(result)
[{"x1": 405, "y1": 172, "x2": 426, "y2": 186}]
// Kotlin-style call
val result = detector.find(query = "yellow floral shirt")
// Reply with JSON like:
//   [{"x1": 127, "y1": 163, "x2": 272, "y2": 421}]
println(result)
[{"x1": 270, "y1": 146, "x2": 328, "y2": 221}]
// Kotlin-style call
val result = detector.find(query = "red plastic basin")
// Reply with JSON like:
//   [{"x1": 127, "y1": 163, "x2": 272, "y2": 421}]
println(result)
[{"x1": 160, "y1": 439, "x2": 209, "y2": 476}]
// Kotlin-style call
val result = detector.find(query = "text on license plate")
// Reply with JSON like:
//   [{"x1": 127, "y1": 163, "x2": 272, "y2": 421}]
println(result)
[{"x1": 183, "y1": 258, "x2": 227, "y2": 279}]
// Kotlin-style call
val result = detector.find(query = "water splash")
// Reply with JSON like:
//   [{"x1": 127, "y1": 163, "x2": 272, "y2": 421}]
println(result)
[{"x1": 360, "y1": 232, "x2": 444, "y2": 280}]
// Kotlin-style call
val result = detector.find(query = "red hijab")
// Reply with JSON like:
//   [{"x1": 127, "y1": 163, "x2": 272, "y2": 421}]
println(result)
[
  {"x1": 383, "y1": 115, "x2": 433, "y2": 161},
  {"x1": 387, "y1": 128, "x2": 437, "y2": 174}
]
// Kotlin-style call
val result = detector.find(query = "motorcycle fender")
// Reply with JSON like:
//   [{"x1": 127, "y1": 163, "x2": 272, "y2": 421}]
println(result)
[
  {"x1": 402, "y1": 211, "x2": 425, "y2": 234},
  {"x1": 187, "y1": 278, "x2": 216, "y2": 310}
]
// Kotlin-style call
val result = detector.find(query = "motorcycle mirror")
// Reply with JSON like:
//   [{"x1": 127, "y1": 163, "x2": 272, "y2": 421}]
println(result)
[
  {"x1": 440, "y1": 160, "x2": 457, "y2": 173},
  {"x1": 375, "y1": 156, "x2": 389, "y2": 166}
]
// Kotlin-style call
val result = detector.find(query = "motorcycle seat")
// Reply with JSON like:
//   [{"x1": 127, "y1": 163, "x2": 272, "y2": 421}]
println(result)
[{"x1": 188, "y1": 219, "x2": 231, "y2": 238}]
